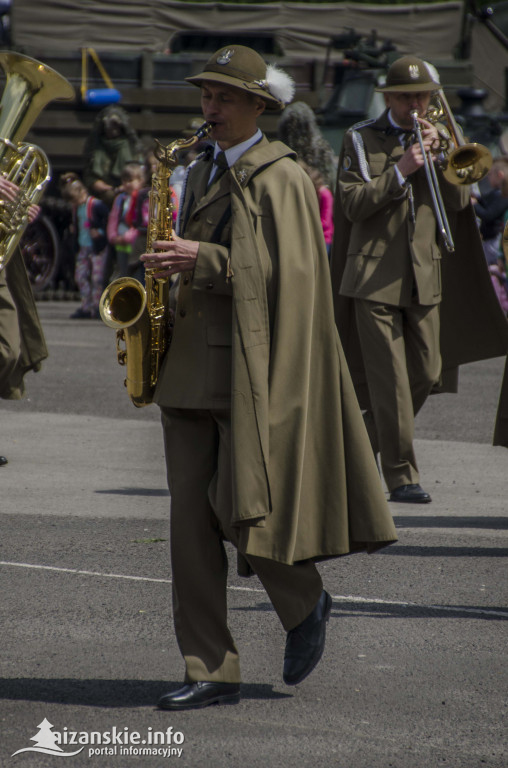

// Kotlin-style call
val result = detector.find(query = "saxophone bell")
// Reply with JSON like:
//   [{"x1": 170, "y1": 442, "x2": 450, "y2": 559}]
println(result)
[
  {"x1": 99, "y1": 277, "x2": 152, "y2": 408},
  {"x1": 99, "y1": 276, "x2": 147, "y2": 330}
]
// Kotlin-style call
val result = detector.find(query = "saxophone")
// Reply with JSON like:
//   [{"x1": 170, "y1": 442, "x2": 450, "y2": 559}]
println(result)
[{"x1": 99, "y1": 121, "x2": 211, "y2": 407}]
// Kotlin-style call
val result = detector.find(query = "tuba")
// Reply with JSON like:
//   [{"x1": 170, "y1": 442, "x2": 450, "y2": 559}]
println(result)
[
  {"x1": 100, "y1": 121, "x2": 211, "y2": 407},
  {"x1": 0, "y1": 52, "x2": 75, "y2": 272}
]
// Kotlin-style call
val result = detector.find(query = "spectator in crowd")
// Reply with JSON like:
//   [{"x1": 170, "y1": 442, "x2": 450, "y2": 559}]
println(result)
[
  {"x1": 299, "y1": 160, "x2": 334, "y2": 258},
  {"x1": 473, "y1": 156, "x2": 508, "y2": 267},
  {"x1": 125, "y1": 147, "x2": 179, "y2": 285},
  {"x1": 82, "y1": 105, "x2": 143, "y2": 207},
  {"x1": 277, "y1": 100, "x2": 337, "y2": 189},
  {"x1": 65, "y1": 178, "x2": 109, "y2": 319},
  {"x1": 106, "y1": 162, "x2": 146, "y2": 279}
]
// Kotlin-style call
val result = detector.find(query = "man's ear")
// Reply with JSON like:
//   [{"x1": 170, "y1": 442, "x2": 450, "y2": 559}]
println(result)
[{"x1": 255, "y1": 97, "x2": 266, "y2": 117}]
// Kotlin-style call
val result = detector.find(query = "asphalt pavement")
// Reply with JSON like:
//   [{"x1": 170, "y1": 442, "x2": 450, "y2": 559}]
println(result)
[{"x1": 0, "y1": 302, "x2": 506, "y2": 768}]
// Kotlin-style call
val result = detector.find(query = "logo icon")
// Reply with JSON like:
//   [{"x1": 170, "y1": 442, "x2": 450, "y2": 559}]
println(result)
[
  {"x1": 12, "y1": 718, "x2": 84, "y2": 757},
  {"x1": 216, "y1": 49, "x2": 234, "y2": 65},
  {"x1": 409, "y1": 64, "x2": 420, "y2": 80}
]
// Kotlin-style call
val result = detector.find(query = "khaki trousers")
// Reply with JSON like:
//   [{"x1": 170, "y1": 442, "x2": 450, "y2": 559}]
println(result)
[
  {"x1": 0, "y1": 270, "x2": 20, "y2": 396},
  {"x1": 160, "y1": 407, "x2": 323, "y2": 684},
  {"x1": 355, "y1": 299, "x2": 441, "y2": 491}
]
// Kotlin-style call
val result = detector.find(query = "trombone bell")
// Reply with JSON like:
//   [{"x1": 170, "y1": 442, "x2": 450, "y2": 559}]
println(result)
[
  {"x1": 442, "y1": 143, "x2": 493, "y2": 185},
  {"x1": 426, "y1": 88, "x2": 492, "y2": 186}
]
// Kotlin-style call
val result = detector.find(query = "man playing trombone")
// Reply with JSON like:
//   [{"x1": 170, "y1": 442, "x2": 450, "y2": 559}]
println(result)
[{"x1": 331, "y1": 55, "x2": 507, "y2": 503}]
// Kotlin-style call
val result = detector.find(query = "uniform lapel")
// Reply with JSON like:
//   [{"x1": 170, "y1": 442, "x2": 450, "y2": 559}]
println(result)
[{"x1": 375, "y1": 112, "x2": 408, "y2": 162}]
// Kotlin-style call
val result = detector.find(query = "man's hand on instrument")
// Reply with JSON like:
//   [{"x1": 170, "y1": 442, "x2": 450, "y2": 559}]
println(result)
[
  {"x1": 28, "y1": 204, "x2": 41, "y2": 223},
  {"x1": 0, "y1": 175, "x2": 20, "y2": 204},
  {"x1": 397, "y1": 118, "x2": 440, "y2": 178},
  {"x1": 0, "y1": 177, "x2": 40, "y2": 222},
  {"x1": 141, "y1": 233, "x2": 199, "y2": 277}
]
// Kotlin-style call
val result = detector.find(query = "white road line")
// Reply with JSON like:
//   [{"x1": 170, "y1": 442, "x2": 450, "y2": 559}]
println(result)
[{"x1": 1, "y1": 560, "x2": 507, "y2": 619}]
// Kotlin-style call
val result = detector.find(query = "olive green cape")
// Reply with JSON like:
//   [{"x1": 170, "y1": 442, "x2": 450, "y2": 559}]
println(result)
[{"x1": 221, "y1": 139, "x2": 397, "y2": 565}]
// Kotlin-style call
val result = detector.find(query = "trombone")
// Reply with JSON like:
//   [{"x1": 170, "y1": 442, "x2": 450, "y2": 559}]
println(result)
[
  {"x1": 411, "y1": 109, "x2": 455, "y2": 252},
  {"x1": 410, "y1": 90, "x2": 493, "y2": 254}
]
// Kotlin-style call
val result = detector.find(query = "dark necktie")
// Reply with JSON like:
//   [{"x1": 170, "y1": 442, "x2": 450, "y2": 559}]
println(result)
[
  {"x1": 384, "y1": 125, "x2": 414, "y2": 149},
  {"x1": 209, "y1": 151, "x2": 229, "y2": 185}
]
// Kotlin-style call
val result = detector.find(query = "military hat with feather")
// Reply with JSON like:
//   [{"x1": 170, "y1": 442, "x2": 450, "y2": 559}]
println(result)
[{"x1": 186, "y1": 45, "x2": 295, "y2": 110}]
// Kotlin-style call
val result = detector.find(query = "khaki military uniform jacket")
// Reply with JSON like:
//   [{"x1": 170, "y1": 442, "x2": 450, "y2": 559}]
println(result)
[
  {"x1": 155, "y1": 136, "x2": 397, "y2": 565},
  {"x1": 331, "y1": 113, "x2": 508, "y2": 410},
  {"x1": 338, "y1": 111, "x2": 469, "y2": 307}
]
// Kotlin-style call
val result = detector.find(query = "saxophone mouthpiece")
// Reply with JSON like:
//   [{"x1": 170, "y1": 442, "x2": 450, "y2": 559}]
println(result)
[{"x1": 197, "y1": 122, "x2": 212, "y2": 139}]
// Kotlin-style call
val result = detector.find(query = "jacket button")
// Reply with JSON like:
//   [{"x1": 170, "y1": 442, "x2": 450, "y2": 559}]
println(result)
[
  {"x1": 179, "y1": 309, "x2": 186, "y2": 318},
  {"x1": 206, "y1": 282, "x2": 214, "y2": 290},
  {"x1": 183, "y1": 277, "x2": 190, "y2": 285}
]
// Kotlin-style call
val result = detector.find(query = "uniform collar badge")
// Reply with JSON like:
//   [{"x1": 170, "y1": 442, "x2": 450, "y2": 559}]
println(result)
[{"x1": 235, "y1": 168, "x2": 248, "y2": 185}]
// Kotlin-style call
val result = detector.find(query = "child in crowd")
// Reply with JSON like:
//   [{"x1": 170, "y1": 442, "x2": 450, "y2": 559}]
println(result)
[
  {"x1": 65, "y1": 178, "x2": 109, "y2": 319},
  {"x1": 299, "y1": 160, "x2": 334, "y2": 258},
  {"x1": 107, "y1": 162, "x2": 146, "y2": 278},
  {"x1": 473, "y1": 156, "x2": 508, "y2": 314},
  {"x1": 473, "y1": 156, "x2": 508, "y2": 267},
  {"x1": 126, "y1": 148, "x2": 179, "y2": 284}
]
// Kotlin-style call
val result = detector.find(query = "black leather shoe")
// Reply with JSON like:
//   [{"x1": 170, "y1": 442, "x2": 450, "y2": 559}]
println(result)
[
  {"x1": 158, "y1": 682, "x2": 240, "y2": 711},
  {"x1": 389, "y1": 483, "x2": 431, "y2": 504},
  {"x1": 283, "y1": 589, "x2": 332, "y2": 686},
  {"x1": 0, "y1": 456, "x2": 7, "y2": 466}
]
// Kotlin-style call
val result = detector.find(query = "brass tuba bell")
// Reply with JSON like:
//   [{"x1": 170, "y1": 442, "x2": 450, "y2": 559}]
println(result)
[{"x1": 0, "y1": 51, "x2": 75, "y2": 272}]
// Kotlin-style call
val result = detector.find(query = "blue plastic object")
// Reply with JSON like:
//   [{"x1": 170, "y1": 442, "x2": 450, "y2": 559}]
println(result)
[{"x1": 84, "y1": 88, "x2": 121, "y2": 106}]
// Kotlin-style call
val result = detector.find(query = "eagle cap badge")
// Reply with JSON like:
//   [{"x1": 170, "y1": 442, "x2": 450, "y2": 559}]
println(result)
[
  {"x1": 409, "y1": 64, "x2": 420, "y2": 80},
  {"x1": 217, "y1": 49, "x2": 235, "y2": 65}
]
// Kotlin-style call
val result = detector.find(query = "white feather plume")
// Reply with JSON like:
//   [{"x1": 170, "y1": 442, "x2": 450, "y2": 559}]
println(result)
[
  {"x1": 265, "y1": 64, "x2": 295, "y2": 105},
  {"x1": 423, "y1": 61, "x2": 441, "y2": 86}
]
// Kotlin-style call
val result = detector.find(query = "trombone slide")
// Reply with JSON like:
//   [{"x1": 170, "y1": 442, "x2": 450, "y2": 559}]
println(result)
[{"x1": 411, "y1": 111, "x2": 455, "y2": 253}]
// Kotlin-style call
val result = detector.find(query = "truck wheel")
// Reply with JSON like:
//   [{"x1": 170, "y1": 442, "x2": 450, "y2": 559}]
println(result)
[{"x1": 20, "y1": 214, "x2": 60, "y2": 291}]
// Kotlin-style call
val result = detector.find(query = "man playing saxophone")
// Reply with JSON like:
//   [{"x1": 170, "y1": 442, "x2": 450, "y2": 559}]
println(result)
[
  {"x1": 0, "y1": 175, "x2": 47, "y2": 465},
  {"x1": 141, "y1": 44, "x2": 397, "y2": 711},
  {"x1": 331, "y1": 55, "x2": 508, "y2": 503}
]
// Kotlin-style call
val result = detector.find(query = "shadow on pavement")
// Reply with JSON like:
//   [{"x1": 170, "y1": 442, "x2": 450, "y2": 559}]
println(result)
[
  {"x1": 393, "y1": 515, "x2": 508, "y2": 530},
  {"x1": 379, "y1": 546, "x2": 508, "y2": 557},
  {"x1": 233, "y1": 601, "x2": 507, "y2": 621},
  {"x1": 95, "y1": 488, "x2": 169, "y2": 497},
  {"x1": 0, "y1": 679, "x2": 291, "y2": 707}
]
